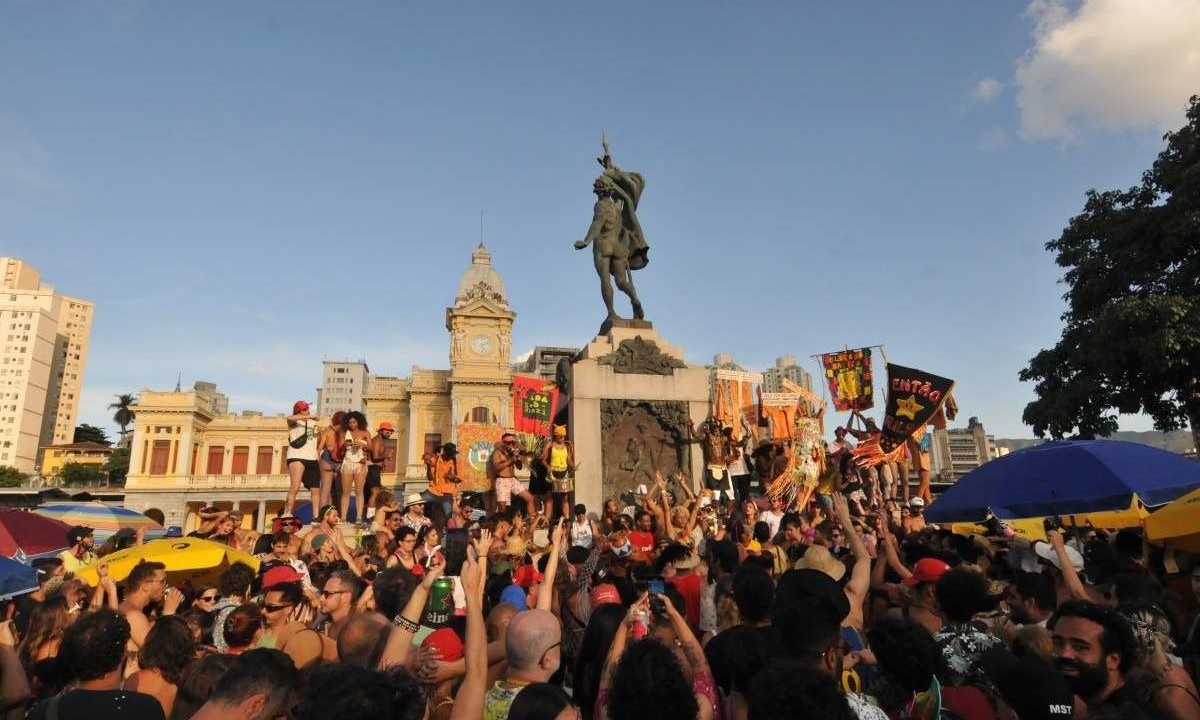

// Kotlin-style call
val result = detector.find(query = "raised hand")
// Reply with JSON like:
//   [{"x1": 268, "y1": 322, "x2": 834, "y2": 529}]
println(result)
[{"x1": 420, "y1": 557, "x2": 445, "y2": 589}]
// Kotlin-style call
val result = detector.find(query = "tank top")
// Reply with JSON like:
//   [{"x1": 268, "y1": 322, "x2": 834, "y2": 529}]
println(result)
[
  {"x1": 548, "y1": 444, "x2": 570, "y2": 472},
  {"x1": 571, "y1": 518, "x2": 594, "y2": 548},
  {"x1": 343, "y1": 434, "x2": 366, "y2": 464}
]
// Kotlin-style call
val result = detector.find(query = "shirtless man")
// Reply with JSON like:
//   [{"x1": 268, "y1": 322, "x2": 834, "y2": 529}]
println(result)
[
  {"x1": 573, "y1": 139, "x2": 650, "y2": 329},
  {"x1": 490, "y1": 432, "x2": 533, "y2": 514},
  {"x1": 687, "y1": 418, "x2": 739, "y2": 506},
  {"x1": 119, "y1": 561, "x2": 181, "y2": 674},
  {"x1": 364, "y1": 421, "x2": 396, "y2": 522},
  {"x1": 315, "y1": 410, "x2": 346, "y2": 514}
]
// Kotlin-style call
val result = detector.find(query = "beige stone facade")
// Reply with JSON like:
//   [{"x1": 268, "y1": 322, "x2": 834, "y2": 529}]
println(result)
[
  {"x1": 123, "y1": 245, "x2": 515, "y2": 529},
  {"x1": 0, "y1": 258, "x2": 93, "y2": 474}
]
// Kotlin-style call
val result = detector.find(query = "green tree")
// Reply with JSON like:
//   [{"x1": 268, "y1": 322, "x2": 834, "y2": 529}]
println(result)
[
  {"x1": 108, "y1": 393, "x2": 136, "y2": 442},
  {"x1": 73, "y1": 424, "x2": 111, "y2": 446},
  {"x1": 104, "y1": 446, "x2": 130, "y2": 486},
  {"x1": 1020, "y1": 95, "x2": 1200, "y2": 452},
  {"x1": 0, "y1": 466, "x2": 28, "y2": 488},
  {"x1": 58, "y1": 463, "x2": 105, "y2": 487}
]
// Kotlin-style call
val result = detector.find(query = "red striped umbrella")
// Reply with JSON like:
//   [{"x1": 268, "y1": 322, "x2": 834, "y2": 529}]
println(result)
[{"x1": 0, "y1": 509, "x2": 71, "y2": 560}]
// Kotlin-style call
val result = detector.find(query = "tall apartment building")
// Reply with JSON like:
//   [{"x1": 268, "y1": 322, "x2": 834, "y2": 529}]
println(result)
[
  {"x1": 761, "y1": 355, "x2": 813, "y2": 394},
  {"x1": 929, "y1": 416, "x2": 1000, "y2": 482},
  {"x1": 315, "y1": 360, "x2": 369, "y2": 417},
  {"x1": 513, "y1": 346, "x2": 579, "y2": 382},
  {"x1": 0, "y1": 258, "x2": 93, "y2": 473}
]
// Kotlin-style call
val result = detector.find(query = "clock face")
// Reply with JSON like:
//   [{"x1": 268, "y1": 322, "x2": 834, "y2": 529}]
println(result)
[{"x1": 470, "y1": 334, "x2": 492, "y2": 355}]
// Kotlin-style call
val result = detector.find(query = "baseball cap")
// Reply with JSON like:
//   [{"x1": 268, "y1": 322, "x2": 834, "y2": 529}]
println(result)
[
  {"x1": 591, "y1": 583, "x2": 621, "y2": 607},
  {"x1": 421, "y1": 627, "x2": 465, "y2": 662},
  {"x1": 1033, "y1": 541, "x2": 1084, "y2": 573},
  {"x1": 909, "y1": 497, "x2": 926, "y2": 508},
  {"x1": 499, "y1": 584, "x2": 528, "y2": 611},
  {"x1": 513, "y1": 564, "x2": 543, "y2": 588},
  {"x1": 292, "y1": 400, "x2": 310, "y2": 414},
  {"x1": 262, "y1": 564, "x2": 303, "y2": 589},
  {"x1": 66, "y1": 525, "x2": 93, "y2": 546},
  {"x1": 903, "y1": 557, "x2": 951, "y2": 586},
  {"x1": 378, "y1": 421, "x2": 396, "y2": 432}
]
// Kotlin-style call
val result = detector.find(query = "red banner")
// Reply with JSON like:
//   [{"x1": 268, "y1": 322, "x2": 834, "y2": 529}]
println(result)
[
  {"x1": 819, "y1": 348, "x2": 875, "y2": 412},
  {"x1": 512, "y1": 375, "x2": 560, "y2": 437}
]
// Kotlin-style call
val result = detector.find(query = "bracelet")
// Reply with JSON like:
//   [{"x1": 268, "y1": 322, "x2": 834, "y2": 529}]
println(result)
[{"x1": 393, "y1": 615, "x2": 419, "y2": 632}]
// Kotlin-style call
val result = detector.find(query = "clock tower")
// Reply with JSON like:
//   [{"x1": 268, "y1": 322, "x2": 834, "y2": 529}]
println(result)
[{"x1": 446, "y1": 244, "x2": 515, "y2": 431}]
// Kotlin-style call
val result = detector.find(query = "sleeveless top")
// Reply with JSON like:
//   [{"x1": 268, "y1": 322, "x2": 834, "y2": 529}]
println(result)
[
  {"x1": 548, "y1": 444, "x2": 571, "y2": 472},
  {"x1": 571, "y1": 519, "x2": 594, "y2": 548}
]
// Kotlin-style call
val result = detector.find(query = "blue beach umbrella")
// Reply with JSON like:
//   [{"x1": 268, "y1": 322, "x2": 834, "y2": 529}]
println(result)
[
  {"x1": 0, "y1": 556, "x2": 38, "y2": 600},
  {"x1": 926, "y1": 440, "x2": 1200, "y2": 523}
]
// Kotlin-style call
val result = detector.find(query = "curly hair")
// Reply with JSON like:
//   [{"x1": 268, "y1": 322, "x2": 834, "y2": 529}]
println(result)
[
  {"x1": 139, "y1": 615, "x2": 195, "y2": 684},
  {"x1": 218, "y1": 562, "x2": 258, "y2": 598},
  {"x1": 126, "y1": 560, "x2": 166, "y2": 592},
  {"x1": 749, "y1": 659, "x2": 853, "y2": 720},
  {"x1": 934, "y1": 566, "x2": 996, "y2": 623},
  {"x1": 607, "y1": 639, "x2": 698, "y2": 720},
  {"x1": 866, "y1": 616, "x2": 942, "y2": 694},
  {"x1": 342, "y1": 411, "x2": 368, "y2": 432},
  {"x1": 58, "y1": 609, "x2": 130, "y2": 681}
]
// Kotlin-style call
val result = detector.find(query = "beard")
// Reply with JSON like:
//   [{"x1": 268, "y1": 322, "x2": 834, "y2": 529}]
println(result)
[{"x1": 1054, "y1": 656, "x2": 1108, "y2": 697}]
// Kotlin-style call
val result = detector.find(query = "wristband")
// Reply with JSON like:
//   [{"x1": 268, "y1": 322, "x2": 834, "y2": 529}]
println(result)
[{"x1": 393, "y1": 615, "x2": 419, "y2": 632}]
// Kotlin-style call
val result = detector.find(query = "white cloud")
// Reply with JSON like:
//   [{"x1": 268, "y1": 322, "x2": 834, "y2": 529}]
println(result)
[
  {"x1": 971, "y1": 77, "x2": 1005, "y2": 104},
  {"x1": 1016, "y1": 0, "x2": 1200, "y2": 140},
  {"x1": 246, "y1": 363, "x2": 269, "y2": 376}
]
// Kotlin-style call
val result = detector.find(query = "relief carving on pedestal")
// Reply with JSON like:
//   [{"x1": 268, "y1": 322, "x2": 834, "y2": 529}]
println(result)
[
  {"x1": 596, "y1": 336, "x2": 686, "y2": 376},
  {"x1": 599, "y1": 399, "x2": 690, "y2": 502}
]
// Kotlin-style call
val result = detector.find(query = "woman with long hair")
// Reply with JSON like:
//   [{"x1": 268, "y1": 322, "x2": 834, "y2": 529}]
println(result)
[
  {"x1": 126, "y1": 615, "x2": 196, "y2": 716},
  {"x1": 574, "y1": 603, "x2": 626, "y2": 720},
  {"x1": 339, "y1": 411, "x2": 371, "y2": 523},
  {"x1": 417, "y1": 525, "x2": 445, "y2": 569},
  {"x1": 18, "y1": 596, "x2": 69, "y2": 696}
]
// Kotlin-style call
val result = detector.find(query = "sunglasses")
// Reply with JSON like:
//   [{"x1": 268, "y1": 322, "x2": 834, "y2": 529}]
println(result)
[
  {"x1": 263, "y1": 602, "x2": 294, "y2": 613},
  {"x1": 320, "y1": 589, "x2": 350, "y2": 598},
  {"x1": 199, "y1": 594, "x2": 220, "y2": 602}
]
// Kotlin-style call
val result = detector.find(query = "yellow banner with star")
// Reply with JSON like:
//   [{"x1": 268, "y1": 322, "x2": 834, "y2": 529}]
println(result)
[{"x1": 879, "y1": 364, "x2": 955, "y2": 452}]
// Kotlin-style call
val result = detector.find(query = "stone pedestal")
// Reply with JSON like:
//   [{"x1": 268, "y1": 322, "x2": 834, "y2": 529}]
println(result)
[{"x1": 568, "y1": 325, "x2": 710, "y2": 515}]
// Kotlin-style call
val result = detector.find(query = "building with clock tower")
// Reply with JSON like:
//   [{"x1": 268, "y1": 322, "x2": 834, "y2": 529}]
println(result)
[{"x1": 446, "y1": 244, "x2": 515, "y2": 431}]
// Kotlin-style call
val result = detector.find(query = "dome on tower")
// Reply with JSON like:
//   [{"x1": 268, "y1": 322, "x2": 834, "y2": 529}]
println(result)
[{"x1": 454, "y1": 243, "x2": 508, "y2": 308}]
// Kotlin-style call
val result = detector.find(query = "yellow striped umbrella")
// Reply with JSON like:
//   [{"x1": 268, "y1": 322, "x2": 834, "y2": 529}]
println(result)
[
  {"x1": 1145, "y1": 487, "x2": 1200, "y2": 552},
  {"x1": 76, "y1": 537, "x2": 259, "y2": 587}
]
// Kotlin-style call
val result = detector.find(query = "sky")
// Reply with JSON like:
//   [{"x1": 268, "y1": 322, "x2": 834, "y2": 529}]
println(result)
[{"x1": 3, "y1": 0, "x2": 1198, "y2": 441}]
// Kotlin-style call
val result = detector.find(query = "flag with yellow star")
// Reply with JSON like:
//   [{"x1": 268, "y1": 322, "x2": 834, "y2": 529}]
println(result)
[{"x1": 880, "y1": 364, "x2": 955, "y2": 452}]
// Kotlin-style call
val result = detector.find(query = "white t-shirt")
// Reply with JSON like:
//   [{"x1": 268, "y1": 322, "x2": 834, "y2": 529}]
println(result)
[
  {"x1": 287, "y1": 421, "x2": 319, "y2": 462},
  {"x1": 760, "y1": 509, "x2": 783, "y2": 538},
  {"x1": 571, "y1": 519, "x2": 594, "y2": 549}
]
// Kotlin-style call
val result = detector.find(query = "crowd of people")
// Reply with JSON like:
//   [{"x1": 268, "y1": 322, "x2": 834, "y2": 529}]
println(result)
[{"x1": 2, "y1": 409, "x2": 1199, "y2": 720}]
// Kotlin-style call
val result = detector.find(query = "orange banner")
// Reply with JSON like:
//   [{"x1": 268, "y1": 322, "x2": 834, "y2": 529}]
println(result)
[{"x1": 455, "y1": 424, "x2": 505, "y2": 492}]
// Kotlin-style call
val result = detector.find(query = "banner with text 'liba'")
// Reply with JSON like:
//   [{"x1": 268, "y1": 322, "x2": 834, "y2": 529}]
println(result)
[
  {"x1": 879, "y1": 364, "x2": 955, "y2": 452},
  {"x1": 819, "y1": 348, "x2": 874, "y2": 412},
  {"x1": 512, "y1": 375, "x2": 560, "y2": 437}
]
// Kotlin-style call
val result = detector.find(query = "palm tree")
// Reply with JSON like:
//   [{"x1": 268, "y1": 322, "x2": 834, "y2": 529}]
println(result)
[{"x1": 108, "y1": 393, "x2": 136, "y2": 443}]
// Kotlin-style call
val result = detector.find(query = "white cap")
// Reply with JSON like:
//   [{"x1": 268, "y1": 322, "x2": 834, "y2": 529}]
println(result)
[
  {"x1": 909, "y1": 497, "x2": 926, "y2": 507},
  {"x1": 1033, "y1": 540, "x2": 1084, "y2": 572}
]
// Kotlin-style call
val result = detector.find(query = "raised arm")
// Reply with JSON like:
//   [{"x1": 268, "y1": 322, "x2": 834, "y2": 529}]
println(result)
[
  {"x1": 450, "y1": 535, "x2": 490, "y2": 720},
  {"x1": 378, "y1": 552, "x2": 451, "y2": 669},
  {"x1": 537, "y1": 520, "x2": 566, "y2": 611},
  {"x1": 1046, "y1": 530, "x2": 1089, "y2": 601},
  {"x1": 832, "y1": 494, "x2": 871, "y2": 603}
]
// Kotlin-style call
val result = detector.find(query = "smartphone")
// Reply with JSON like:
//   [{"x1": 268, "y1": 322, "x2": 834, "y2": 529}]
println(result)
[{"x1": 648, "y1": 577, "x2": 665, "y2": 596}]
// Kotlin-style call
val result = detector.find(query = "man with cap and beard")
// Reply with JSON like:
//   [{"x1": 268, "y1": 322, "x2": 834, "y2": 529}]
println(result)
[{"x1": 59, "y1": 526, "x2": 95, "y2": 573}]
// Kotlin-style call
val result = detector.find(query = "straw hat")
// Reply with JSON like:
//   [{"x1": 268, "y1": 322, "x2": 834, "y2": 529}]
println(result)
[
  {"x1": 793, "y1": 545, "x2": 846, "y2": 582},
  {"x1": 404, "y1": 493, "x2": 425, "y2": 508}
]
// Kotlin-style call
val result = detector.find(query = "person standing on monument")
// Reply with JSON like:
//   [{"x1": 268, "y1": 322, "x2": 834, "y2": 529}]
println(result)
[
  {"x1": 573, "y1": 139, "x2": 650, "y2": 329},
  {"x1": 540, "y1": 425, "x2": 576, "y2": 520},
  {"x1": 315, "y1": 411, "x2": 346, "y2": 518},
  {"x1": 491, "y1": 432, "x2": 533, "y2": 514},
  {"x1": 687, "y1": 418, "x2": 738, "y2": 508}
]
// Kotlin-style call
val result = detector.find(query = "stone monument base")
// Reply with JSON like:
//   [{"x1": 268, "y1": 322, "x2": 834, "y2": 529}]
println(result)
[{"x1": 568, "y1": 325, "x2": 710, "y2": 515}]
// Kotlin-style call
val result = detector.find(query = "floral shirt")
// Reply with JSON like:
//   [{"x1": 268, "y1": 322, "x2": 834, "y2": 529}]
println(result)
[{"x1": 934, "y1": 622, "x2": 1003, "y2": 688}]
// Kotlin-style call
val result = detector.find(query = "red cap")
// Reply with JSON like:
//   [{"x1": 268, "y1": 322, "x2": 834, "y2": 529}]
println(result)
[
  {"x1": 903, "y1": 558, "x2": 951, "y2": 586},
  {"x1": 591, "y1": 583, "x2": 621, "y2": 607},
  {"x1": 262, "y1": 565, "x2": 303, "y2": 589},
  {"x1": 513, "y1": 564, "x2": 543, "y2": 589},
  {"x1": 292, "y1": 400, "x2": 310, "y2": 414},
  {"x1": 421, "y1": 627, "x2": 464, "y2": 661},
  {"x1": 378, "y1": 421, "x2": 396, "y2": 432}
]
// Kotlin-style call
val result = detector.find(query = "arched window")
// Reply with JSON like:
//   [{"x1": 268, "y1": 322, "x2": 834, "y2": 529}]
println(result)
[{"x1": 467, "y1": 406, "x2": 495, "y2": 425}]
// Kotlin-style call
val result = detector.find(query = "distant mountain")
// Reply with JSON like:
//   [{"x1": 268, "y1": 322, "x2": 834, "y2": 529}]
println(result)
[{"x1": 995, "y1": 429, "x2": 1194, "y2": 455}]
